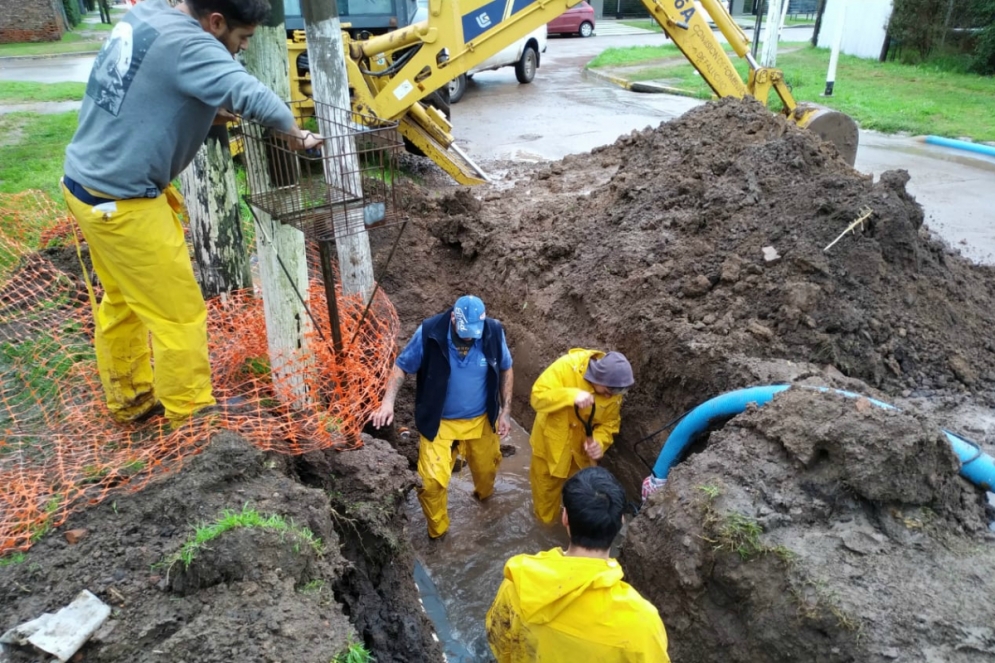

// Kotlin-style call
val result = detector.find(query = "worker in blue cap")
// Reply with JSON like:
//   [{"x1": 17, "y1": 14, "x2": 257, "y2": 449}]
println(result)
[{"x1": 371, "y1": 296, "x2": 514, "y2": 538}]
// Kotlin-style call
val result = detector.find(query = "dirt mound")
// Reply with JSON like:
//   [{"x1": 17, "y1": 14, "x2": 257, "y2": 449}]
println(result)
[
  {"x1": 622, "y1": 388, "x2": 995, "y2": 662},
  {"x1": 373, "y1": 97, "x2": 995, "y2": 487},
  {"x1": 0, "y1": 433, "x2": 442, "y2": 663}
]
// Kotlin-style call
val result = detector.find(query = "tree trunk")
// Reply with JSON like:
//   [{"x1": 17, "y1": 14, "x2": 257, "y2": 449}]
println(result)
[
  {"x1": 179, "y1": 126, "x2": 253, "y2": 299},
  {"x1": 242, "y1": 6, "x2": 315, "y2": 410},
  {"x1": 759, "y1": 0, "x2": 787, "y2": 67},
  {"x1": 301, "y1": 0, "x2": 376, "y2": 305},
  {"x1": 811, "y1": 0, "x2": 827, "y2": 46}
]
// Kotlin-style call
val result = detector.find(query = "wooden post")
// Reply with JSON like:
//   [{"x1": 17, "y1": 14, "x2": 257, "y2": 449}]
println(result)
[
  {"x1": 241, "y1": 2, "x2": 314, "y2": 409},
  {"x1": 301, "y1": 0, "x2": 376, "y2": 304},
  {"x1": 179, "y1": 125, "x2": 253, "y2": 298}
]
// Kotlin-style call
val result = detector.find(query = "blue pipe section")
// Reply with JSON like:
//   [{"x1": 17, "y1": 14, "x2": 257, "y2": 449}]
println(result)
[
  {"x1": 651, "y1": 385, "x2": 995, "y2": 493},
  {"x1": 924, "y1": 135, "x2": 995, "y2": 159}
]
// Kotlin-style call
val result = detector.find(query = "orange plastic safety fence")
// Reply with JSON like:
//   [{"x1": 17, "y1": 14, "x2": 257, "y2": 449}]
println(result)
[{"x1": 0, "y1": 191, "x2": 399, "y2": 555}]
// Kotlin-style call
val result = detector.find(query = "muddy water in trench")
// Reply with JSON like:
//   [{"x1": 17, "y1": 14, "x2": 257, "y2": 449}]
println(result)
[{"x1": 405, "y1": 421, "x2": 567, "y2": 661}]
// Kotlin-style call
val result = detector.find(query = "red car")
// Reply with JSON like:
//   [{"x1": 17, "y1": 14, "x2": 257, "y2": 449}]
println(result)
[{"x1": 547, "y1": 1, "x2": 596, "y2": 37}]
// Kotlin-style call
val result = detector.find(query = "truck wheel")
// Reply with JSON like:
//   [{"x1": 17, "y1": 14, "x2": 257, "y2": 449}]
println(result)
[
  {"x1": 579, "y1": 21, "x2": 594, "y2": 37},
  {"x1": 448, "y1": 74, "x2": 467, "y2": 104},
  {"x1": 515, "y1": 46, "x2": 538, "y2": 84}
]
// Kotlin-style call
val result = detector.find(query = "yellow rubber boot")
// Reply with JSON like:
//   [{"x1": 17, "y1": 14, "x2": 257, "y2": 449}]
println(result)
[{"x1": 417, "y1": 434, "x2": 456, "y2": 538}]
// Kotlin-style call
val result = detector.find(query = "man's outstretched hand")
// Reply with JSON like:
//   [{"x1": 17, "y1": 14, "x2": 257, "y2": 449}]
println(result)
[{"x1": 370, "y1": 402, "x2": 395, "y2": 429}]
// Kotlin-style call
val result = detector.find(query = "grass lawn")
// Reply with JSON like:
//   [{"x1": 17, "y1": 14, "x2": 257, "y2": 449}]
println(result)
[
  {"x1": 588, "y1": 43, "x2": 733, "y2": 68},
  {"x1": 0, "y1": 112, "x2": 78, "y2": 198},
  {"x1": 0, "y1": 31, "x2": 103, "y2": 58},
  {"x1": 0, "y1": 82, "x2": 87, "y2": 104},
  {"x1": 590, "y1": 45, "x2": 995, "y2": 142}
]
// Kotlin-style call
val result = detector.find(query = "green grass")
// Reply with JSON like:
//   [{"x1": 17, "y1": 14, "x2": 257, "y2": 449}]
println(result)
[
  {"x1": 299, "y1": 578, "x2": 325, "y2": 594},
  {"x1": 165, "y1": 505, "x2": 322, "y2": 570},
  {"x1": 592, "y1": 44, "x2": 995, "y2": 141},
  {"x1": 332, "y1": 640, "x2": 376, "y2": 663},
  {"x1": 588, "y1": 43, "x2": 734, "y2": 69},
  {"x1": 0, "y1": 551, "x2": 27, "y2": 567},
  {"x1": 0, "y1": 112, "x2": 79, "y2": 198},
  {"x1": 0, "y1": 32, "x2": 104, "y2": 58},
  {"x1": 0, "y1": 327, "x2": 95, "y2": 410},
  {"x1": 0, "y1": 82, "x2": 86, "y2": 104}
]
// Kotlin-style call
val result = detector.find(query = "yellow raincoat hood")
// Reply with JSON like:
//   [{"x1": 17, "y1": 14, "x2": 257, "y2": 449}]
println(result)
[
  {"x1": 486, "y1": 548, "x2": 670, "y2": 663},
  {"x1": 508, "y1": 548, "x2": 624, "y2": 624}
]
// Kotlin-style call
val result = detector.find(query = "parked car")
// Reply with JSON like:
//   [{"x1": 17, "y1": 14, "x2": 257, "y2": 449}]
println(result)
[
  {"x1": 415, "y1": 0, "x2": 548, "y2": 103},
  {"x1": 547, "y1": 1, "x2": 595, "y2": 38}
]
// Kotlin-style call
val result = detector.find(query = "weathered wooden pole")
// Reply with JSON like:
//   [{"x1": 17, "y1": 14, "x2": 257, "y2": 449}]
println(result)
[
  {"x1": 242, "y1": 0, "x2": 313, "y2": 408},
  {"x1": 179, "y1": 125, "x2": 253, "y2": 298},
  {"x1": 300, "y1": 0, "x2": 376, "y2": 304}
]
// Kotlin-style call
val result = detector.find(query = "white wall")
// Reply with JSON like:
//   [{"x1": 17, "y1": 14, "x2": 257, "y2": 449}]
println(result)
[{"x1": 817, "y1": 0, "x2": 893, "y2": 60}]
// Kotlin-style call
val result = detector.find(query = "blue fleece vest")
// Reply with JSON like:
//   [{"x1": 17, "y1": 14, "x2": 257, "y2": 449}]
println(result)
[{"x1": 415, "y1": 308, "x2": 505, "y2": 441}]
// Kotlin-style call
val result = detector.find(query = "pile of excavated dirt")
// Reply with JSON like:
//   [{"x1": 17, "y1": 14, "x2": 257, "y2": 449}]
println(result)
[
  {"x1": 374, "y1": 97, "x2": 995, "y2": 484},
  {"x1": 0, "y1": 433, "x2": 443, "y2": 663},
  {"x1": 623, "y1": 388, "x2": 995, "y2": 662}
]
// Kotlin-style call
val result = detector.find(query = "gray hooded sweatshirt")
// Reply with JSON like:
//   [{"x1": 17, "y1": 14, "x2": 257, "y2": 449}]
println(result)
[{"x1": 64, "y1": 0, "x2": 296, "y2": 199}]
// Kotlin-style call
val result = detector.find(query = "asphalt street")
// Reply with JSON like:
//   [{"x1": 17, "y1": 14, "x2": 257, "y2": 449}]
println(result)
[{"x1": 2, "y1": 23, "x2": 992, "y2": 263}]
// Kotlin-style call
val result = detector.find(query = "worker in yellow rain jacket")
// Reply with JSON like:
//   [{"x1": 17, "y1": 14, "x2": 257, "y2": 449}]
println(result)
[
  {"x1": 529, "y1": 349, "x2": 634, "y2": 524},
  {"x1": 371, "y1": 296, "x2": 514, "y2": 539},
  {"x1": 486, "y1": 466, "x2": 670, "y2": 662},
  {"x1": 62, "y1": 0, "x2": 321, "y2": 426}
]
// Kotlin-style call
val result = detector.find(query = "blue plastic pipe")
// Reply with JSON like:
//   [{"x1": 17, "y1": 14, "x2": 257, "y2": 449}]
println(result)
[
  {"x1": 651, "y1": 385, "x2": 995, "y2": 493},
  {"x1": 924, "y1": 135, "x2": 995, "y2": 159}
]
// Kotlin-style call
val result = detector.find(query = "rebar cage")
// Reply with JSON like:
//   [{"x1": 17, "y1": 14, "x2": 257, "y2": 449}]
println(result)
[{"x1": 240, "y1": 100, "x2": 403, "y2": 242}]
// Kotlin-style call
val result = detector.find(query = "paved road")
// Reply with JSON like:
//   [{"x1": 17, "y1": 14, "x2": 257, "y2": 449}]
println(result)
[
  {"x1": 452, "y1": 28, "x2": 995, "y2": 265},
  {"x1": 3, "y1": 26, "x2": 992, "y2": 263}
]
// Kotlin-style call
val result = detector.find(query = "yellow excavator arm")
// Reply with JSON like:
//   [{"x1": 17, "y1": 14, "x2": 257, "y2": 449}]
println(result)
[{"x1": 291, "y1": 0, "x2": 858, "y2": 183}]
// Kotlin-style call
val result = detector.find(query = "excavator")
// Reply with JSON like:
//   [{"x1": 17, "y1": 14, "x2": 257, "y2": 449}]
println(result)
[{"x1": 285, "y1": 0, "x2": 859, "y2": 184}]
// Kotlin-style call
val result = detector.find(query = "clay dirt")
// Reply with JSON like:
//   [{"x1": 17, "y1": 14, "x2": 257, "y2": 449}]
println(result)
[{"x1": 3, "y1": 97, "x2": 995, "y2": 662}]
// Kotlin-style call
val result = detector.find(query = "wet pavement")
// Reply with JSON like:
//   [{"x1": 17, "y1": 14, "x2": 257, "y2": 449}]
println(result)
[
  {"x1": 0, "y1": 55, "x2": 96, "y2": 84},
  {"x1": 406, "y1": 421, "x2": 565, "y2": 661},
  {"x1": 2, "y1": 25, "x2": 992, "y2": 263}
]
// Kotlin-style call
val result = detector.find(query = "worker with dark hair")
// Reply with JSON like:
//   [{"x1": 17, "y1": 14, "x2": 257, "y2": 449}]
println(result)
[
  {"x1": 486, "y1": 466, "x2": 670, "y2": 662},
  {"x1": 371, "y1": 295, "x2": 514, "y2": 539},
  {"x1": 528, "y1": 349, "x2": 634, "y2": 524},
  {"x1": 63, "y1": 0, "x2": 321, "y2": 426}
]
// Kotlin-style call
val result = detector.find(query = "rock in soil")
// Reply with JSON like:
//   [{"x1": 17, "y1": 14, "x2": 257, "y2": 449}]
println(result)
[{"x1": 0, "y1": 433, "x2": 443, "y2": 663}]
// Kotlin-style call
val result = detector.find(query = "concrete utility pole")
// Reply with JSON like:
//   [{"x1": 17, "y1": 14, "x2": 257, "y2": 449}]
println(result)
[
  {"x1": 824, "y1": 0, "x2": 847, "y2": 96},
  {"x1": 242, "y1": 0, "x2": 313, "y2": 408},
  {"x1": 179, "y1": 125, "x2": 253, "y2": 298},
  {"x1": 301, "y1": 0, "x2": 376, "y2": 304},
  {"x1": 759, "y1": 0, "x2": 789, "y2": 68}
]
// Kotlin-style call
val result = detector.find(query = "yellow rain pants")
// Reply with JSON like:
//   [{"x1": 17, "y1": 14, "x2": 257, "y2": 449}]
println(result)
[
  {"x1": 486, "y1": 547, "x2": 670, "y2": 662},
  {"x1": 417, "y1": 414, "x2": 501, "y2": 539},
  {"x1": 529, "y1": 349, "x2": 623, "y2": 524},
  {"x1": 63, "y1": 182, "x2": 215, "y2": 424}
]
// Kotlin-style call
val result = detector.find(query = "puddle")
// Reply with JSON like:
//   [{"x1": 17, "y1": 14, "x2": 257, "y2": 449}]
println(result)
[{"x1": 407, "y1": 421, "x2": 566, "y2": 661}]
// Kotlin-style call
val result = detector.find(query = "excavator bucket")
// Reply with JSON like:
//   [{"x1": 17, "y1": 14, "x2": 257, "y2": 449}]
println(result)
[
  {"x1": 397, "y1": 112, "x2": 489, "y2": 186},
  {"x1": 794, "y1": 105, "x2": 859, "y2": 167}
]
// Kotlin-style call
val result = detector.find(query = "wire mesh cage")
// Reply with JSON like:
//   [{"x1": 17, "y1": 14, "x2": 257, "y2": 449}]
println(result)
[{"x1": 240, "y1": 100, "x2": 403, "y2": 242}]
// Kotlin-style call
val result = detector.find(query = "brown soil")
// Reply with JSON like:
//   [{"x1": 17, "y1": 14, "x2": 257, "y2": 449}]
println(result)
[
  {"x1": 0, "y1": 433, "x2": 443, "y2": 663},
  {"x1": 623, "y1": 388, "x2": 995, "y2": 662},
  {"x1": 375, "y1": 96, "x2": 995, "y2": 488},
  {"x1": 367, "y1": 97, "x2": 995, "y2": 661}
]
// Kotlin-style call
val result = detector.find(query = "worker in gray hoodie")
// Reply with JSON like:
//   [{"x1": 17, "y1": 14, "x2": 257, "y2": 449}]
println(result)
[{"x1": 62, "y1": 0, "x2": 321, "y2": 426}]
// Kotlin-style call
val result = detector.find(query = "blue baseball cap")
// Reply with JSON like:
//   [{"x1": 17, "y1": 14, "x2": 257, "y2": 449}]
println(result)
[{"x1": 453, "y1": 295, "x2": 486, "y2": 340}]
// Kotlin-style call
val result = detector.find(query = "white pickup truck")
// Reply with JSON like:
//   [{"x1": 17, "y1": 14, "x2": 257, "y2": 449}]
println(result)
[{"x1": 414, "y1": 0, "x2": 548, "y2": 103}]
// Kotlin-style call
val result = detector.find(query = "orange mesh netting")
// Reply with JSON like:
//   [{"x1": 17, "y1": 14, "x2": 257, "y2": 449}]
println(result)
[{"x1": 0, "y1": 191, "x2": 399, "y2": 554}]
